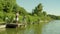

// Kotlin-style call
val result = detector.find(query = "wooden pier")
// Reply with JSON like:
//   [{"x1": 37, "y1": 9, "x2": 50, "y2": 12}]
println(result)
[
  {"x1": 6, "y1": 23, "x2": 26, "y2": 28},
  {"x1": 0, "y1": 23, "x2": 26, "y2": 28}
]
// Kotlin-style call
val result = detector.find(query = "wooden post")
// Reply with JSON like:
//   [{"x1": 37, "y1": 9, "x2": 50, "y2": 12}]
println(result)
[{"x1": 22, "y1": 15, "x2": 27, "y2": 24}]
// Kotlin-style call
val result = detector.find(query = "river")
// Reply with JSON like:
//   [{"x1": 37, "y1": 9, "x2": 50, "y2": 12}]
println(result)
[{"x1": 0, "y1": 20, "x2": 60, "y2": 34}]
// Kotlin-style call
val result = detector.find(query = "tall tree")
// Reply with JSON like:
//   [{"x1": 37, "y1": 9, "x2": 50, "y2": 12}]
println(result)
[
  {"x1": 42, "y1": 11, "x2": 47, "y2": 16},
  {"x1": 33, "y1": 3, "x2": 43, "y2": 16}
]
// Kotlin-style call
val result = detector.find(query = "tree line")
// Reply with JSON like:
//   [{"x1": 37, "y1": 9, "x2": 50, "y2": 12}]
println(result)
[{"x1": 0, "y1": 0, "x2": 60, "y2": 23}]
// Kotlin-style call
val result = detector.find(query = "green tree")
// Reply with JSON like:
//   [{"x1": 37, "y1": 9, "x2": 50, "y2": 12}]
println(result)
[
  {"x1": 33, "y1": 3, "x2": 43, "y2": 16},
  {"x1": 42, "y1": 11, "x2": 47, "y2": 16}
]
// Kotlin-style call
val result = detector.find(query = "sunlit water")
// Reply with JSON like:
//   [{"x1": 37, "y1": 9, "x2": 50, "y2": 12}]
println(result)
[
  {"x1": 0, "y1": 20, "x2": 60, "y2": 34},
  {"x1": 42, "y1": 20, "x2": 60, "y2": 34}
]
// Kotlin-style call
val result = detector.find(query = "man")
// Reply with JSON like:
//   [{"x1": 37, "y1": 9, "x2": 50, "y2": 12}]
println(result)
[{"x1": 15, "y1": 12, "x2": 19, "y2": 23}]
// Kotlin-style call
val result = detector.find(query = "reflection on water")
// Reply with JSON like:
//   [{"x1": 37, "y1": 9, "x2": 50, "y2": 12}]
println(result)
[
  {"x1": 0, "y1": 20, "x2": 60, "y2": 34},
  {"x1": 0, "y1": 24, "x2": 43, "y2": 34}
]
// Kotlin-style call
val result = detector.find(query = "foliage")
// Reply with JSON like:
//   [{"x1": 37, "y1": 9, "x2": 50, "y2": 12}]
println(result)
[
  {"x1": 47, "y1": 14, "x2": 60, "y2": 20},
  {"x1": 32, "y1": 3, "x2": 43, "y2": 16},
  {"x1": 0, "y1": 0, "x2": 28, "y2": 22},
  {"x1": 0, "y1": 0, "x2": 59, "y2": 24}
]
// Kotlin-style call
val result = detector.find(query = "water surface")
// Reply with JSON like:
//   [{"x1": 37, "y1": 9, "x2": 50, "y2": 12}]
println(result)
[
  {"x1": 42, "y1": 20, "x2": 60, "y2": 34},
  {"x1": 0, "y1": 20, "x2": 60, "y2": 34}
]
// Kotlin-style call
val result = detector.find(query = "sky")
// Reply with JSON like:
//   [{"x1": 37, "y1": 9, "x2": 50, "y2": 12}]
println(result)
[{"x1": 16, "y1": 0, "x2": 60, "y2": 16}]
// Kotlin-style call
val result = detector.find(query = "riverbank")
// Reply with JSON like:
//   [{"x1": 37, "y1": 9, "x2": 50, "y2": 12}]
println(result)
[{"x1": 0, "y1": 19, "x2": 51, "y2": 25}]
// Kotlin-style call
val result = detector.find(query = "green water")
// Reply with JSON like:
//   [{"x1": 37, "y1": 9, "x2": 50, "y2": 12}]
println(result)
[
  {"x1": 0, "y1": 20, "x2": 60, "y2": 34},
  {"x1": 0, "y1": 24, "x2": 42, "y2": 34}
]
